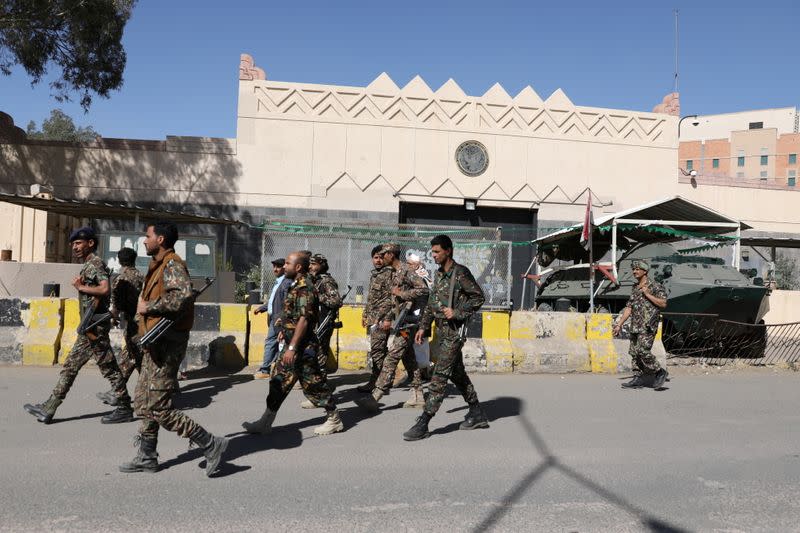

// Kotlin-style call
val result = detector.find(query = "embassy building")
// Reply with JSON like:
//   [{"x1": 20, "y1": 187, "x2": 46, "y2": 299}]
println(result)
[{"x1": 2, "y1": 54, "x2": 798, "y2": 306}]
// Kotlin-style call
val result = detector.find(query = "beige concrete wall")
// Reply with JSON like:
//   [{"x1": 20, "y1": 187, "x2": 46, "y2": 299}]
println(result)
[
  {"x1": 731, "y1": 128, "x2": 777, "y2": 181},
  {"x1": 762, "y1": 290, "x2": 800, "y2": 324}
]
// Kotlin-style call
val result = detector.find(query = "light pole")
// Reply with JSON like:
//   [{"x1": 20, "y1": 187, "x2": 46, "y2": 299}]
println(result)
[{"x1": 678, "y1": 114, "x2": 699, "y2": 138}]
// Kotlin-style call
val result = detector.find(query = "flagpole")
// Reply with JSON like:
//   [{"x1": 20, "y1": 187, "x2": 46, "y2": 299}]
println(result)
[{"x1": 588, "y1": 190, "x2": 594, "y2": 314}]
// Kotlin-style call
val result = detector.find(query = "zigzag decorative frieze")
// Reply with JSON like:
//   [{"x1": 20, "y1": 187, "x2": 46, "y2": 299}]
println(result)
[{"x1": 245, "y1": 74, "x2": 668, "y2": 145}]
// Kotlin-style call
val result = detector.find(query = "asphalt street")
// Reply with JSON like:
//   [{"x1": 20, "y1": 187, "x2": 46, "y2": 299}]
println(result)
[{"x1": 1, "y1": 365, "x2": 798, "y2": 532}]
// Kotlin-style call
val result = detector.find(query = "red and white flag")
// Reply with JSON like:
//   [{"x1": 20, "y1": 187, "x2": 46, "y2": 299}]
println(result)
[{"x1": 579, "y1": 194, "x2": 594, "y2": 250}]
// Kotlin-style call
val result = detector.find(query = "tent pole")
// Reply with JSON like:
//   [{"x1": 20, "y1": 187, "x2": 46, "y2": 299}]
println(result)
[{"x1": 612, "y1": 219, "x2": 618, "y2": 282}]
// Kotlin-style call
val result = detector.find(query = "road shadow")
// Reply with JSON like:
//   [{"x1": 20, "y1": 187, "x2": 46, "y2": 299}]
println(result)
[
  {"x1": 471, "y1": 403, "x2": 689, "y2": 533},
  {"x1": 433, "y1": 396, "x2": 524, "y2": 436},
  {"x1": 173, "y1": 374, "x2": 253, "y2": 410}
]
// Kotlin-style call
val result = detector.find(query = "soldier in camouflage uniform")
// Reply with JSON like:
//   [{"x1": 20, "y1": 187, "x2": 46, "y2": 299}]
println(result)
[
  {"x1": 242, "y1": 251, "x2": 345, "y2": 436},
  {"x1": 404, "y1": 234, "x2": 488, "y2": 441},
  {"x1": 309, "y1": 253, "x2": 343, "y2": 377},
  {"x1": 24, "y1": 227, "x2": 134, "y2": 425},
  {"x1": 119, "y1": 222, "x2": 228, "y2": 477},
  {"x1": 614, "y1": 259, "x2": 670, "y2": 389},
  {"x1": 356, "y1": 243, "x2": 429, "y2": 412},
  {"x1": 97, "y1": 247, "x2": 144, "y2": 407},
  {"x1": 358, "y1": 245, "x2": 394, "y2": 392}
]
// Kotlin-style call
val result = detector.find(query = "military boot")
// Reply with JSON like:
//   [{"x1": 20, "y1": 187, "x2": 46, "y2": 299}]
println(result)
[
  {"x1": 190, "y1": 428, "x2": 229, "y2": 477},
  {"x1": 101, "y1": 405, "x2": 135, "y2": 424},
  {"x1": 460, "y1": 403, "x2": 490, "y2": 430},
  {"x1": 651, "y1": 368, "x2": 669, "y2": 389},
  {"x1": 313, "y1": 409, "x2": 344, "y2": 435},
  {"x1": 96, "y1": 389, "x2": 120, "y2": 406},
  {"x1": 403, "y1": 412, "x2": 431, "y2": 441},
  {"x1": 403, "y1": 388, "x2": 425, "y2": 408},
  {"x1": 621, "y1": 374, "x2": 646, "y2": 389},
  {"x1": 23, "y1": 396, "x2": 61, "y2": 424},
  {"x1": 119, "y1": 435, "x2": 159, "y2": 473},
  {"x1": 354, "y1": 389, "x2": 384, "y2": 413},
  {"x1": 242, "y1": 407, "x2": 277, "y2": 435}
]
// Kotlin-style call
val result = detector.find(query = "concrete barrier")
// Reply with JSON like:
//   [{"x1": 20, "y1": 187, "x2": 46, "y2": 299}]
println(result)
[
  {"x1": 336, "y1": 306, "x2": 370, "y2": 370},
  {"x1": 247, "y1": 306, "x2": 269, "y2": 366},
  {"x1": 0, "y1": 298, "x2": 27, "y2": 364},
  {"x1": 188, "y1": 303, "x2": 248, "y2": 370},
  {"x1": 57, "y1": 298, "x2": 80, "y2": 363},
  {"x1": 482, "y1": 311, "x2": 513, "y2": 373},
  {"x1": 588, "y1": 314, "x2": 667, "y2": 373},
  {"x1": 511, "y1": 312, "x2": 590, "y2": 373},
  {"x1": 22, "y1": 298, "x2": 63, "y2": 366}
]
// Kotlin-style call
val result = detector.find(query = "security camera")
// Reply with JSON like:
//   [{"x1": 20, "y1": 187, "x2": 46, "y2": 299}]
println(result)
[
  {"x1": 690, "y1": 170, "x2": 698, "y2": 177},
  {"x1": 691, "y1": 119, "x2": 700, "y2": 127}
]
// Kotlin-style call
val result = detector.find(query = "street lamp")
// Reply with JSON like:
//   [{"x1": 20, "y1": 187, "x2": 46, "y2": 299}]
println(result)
[{"x1": 678, "y1": 114, "x2": 699, "y2": 137}]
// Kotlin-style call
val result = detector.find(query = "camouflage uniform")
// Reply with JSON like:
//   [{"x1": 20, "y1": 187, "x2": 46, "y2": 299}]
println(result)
[
  {"x1": 312, "y1": 271, "x2": 343, "y2": 372},
  {"x1": 52, "y1": 253, "x2": 131, "y2": 406},
  {"x1": 373, "y1": 263, "x2": 429, "y2": 394},
  {"x1": 625, "y1": 278, "x2": 667, "y2": 376},
  {"x1": 266, "y1": 274, "x2": 336, "y2": 413},
  {"x1": 363, "y1": 265, "x2": 394, "y2": 382},
  {"x1": 111, "y1": 265, "x2": 144, "y2": 382},
  {"x1": 420, "y1": 261, "x2": 485, "y2": 416},
  {"x1": 135, "y1": 251, "x2": 203, "y2": 441}
]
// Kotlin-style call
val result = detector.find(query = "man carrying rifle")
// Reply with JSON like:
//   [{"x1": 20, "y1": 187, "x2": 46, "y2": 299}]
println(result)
[
  {"x1": 119, "y1": 222, "x2": 228, "y2": 476},
  {"x1": 404, "y1": 234, "x2": 488, "y2": 441},
  {"x1": 308, "y1": 254, "x2": 343, "y2": 379},
  {"x1": 358, "y1": 245, "x2": 393, "y2": 392},
  {"x1": 97, "y1": 247, "x2": 144, "y2": 409},
  {"x1": 24, "y1": 227, "x2": 134, "y2": 425},
  {"x1": 242, "y1": 251, "x2": 344, "y2": 436},
  {"x1": 356, "y1": 243, "x2": 428, "y2": 412}
]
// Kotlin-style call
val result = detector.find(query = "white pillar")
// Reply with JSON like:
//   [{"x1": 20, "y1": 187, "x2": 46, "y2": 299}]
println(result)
[{"x1": 612, "y1": 219, "x2": 618, "y2": 281}]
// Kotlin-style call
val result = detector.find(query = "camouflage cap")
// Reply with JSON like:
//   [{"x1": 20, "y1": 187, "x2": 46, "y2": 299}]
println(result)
[
  {"x1": 310, "y1": 253, "x2": 327, "y2": 266},
  {"x1": 631, "y1": 259, "x2": 650, "y2": 271},
  {"x1": 68, "y1": 226, "x2": 96, "y2": 243},
  {"x1": 381, "y1": 243, "x2": 400, "y2": 255}
]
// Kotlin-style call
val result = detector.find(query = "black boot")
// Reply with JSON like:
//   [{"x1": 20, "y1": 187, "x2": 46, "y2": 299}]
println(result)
[
  {"x1": 651, "y1": 368, "x2": 669, "y2": 389},
  {"x1": 101, "y1": 405, "x2": 135, "y2": 424},
  {"x1": 96, "y1": 389, "x2": 120, "y2": 406},
  {"x1": 119, "y1": 435, "x2": 159, "y2": 473},
  {"x1": 403, "y1": 412, "x2": 431, "y2": 441},
  {"x1": 621, "y1": 374, "x2": 646, "y2": 389},
  {"x1": 460, "y1": 403, "x2": 490, "y2": 430},
  {"x1": 190, "y1": 427, "x2": 229, "y2": 477},
  {"x1": 23, "y1": 396, "x2": 61, "y2": 424}
]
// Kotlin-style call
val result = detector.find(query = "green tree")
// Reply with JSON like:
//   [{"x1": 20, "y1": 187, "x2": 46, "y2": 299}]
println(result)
[
  {"x1": 26, "y1": 109, "x2": 98, "y2": 141},
  {"x1": 773, "y1": 253, "x2": 799, "y2": 290},
  {"x1": 0, "y1": 0, "x2": 137, "y2": 110}
]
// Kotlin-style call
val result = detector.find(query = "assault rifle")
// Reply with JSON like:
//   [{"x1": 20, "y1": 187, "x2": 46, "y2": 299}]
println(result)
[
  {"x1": 314, "y1": 285, "x2": 352, "y2": 342},
  {"x1": 390, "y1": 301, "x2": 418, "y2": 336},
  {"x1": 137, "y1": 277, "x2": 215, "y2": 349},
  {"x1": 76, "y1": 297, "x2": 112, "y2": 338}
]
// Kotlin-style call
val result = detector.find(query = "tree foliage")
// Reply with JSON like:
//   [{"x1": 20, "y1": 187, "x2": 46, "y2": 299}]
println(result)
[
  {"x1": 0, "y1": 0, "x2": 137, "y2": 110},
  {"x1": 26, "y1": 108, "x2": 98, "y2": 141},
  {"x1": 773, "y1": 253, "x2": 800, "y2": 291}
]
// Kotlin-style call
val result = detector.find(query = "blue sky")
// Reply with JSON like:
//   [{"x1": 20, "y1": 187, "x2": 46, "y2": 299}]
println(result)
[{"x1": 2, "y1": 0, "x2": 799, "y2": 140}]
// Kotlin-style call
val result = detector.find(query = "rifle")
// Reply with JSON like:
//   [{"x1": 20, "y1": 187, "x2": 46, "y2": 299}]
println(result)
[
  {"x1": 76, "y1": 297, "x2": 112, "y2": 338},
  {"x1": 390, "y1": 301, "x2": 414, "y2": 336},
  {"x1": 314, "y1": 285, "x2": 352, "y2": 341},
  {"x1": 137, "y1": 277, "x2": 215, "y2": 349}
]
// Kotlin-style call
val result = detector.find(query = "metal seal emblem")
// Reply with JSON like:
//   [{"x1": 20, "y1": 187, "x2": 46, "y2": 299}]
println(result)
[{"x1": 455, "y1": 140, "x2": 489, "y2": 177}]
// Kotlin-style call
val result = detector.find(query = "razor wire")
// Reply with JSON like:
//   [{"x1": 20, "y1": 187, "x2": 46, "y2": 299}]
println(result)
[
  {"x1": 260, "y1": 222, "x2": 514, "y2": 309},
  {"x1": 661, "y1": 312, "x2": 800, "y2": 365}
]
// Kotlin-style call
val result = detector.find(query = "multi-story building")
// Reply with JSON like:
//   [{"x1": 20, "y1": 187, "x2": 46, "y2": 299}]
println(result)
[{"x1": 679, "y1": 107, "x2": 800, "y2": 189}]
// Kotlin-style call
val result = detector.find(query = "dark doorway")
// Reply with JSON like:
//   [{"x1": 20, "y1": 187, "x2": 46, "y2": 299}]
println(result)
[{"x1": 399, "y1": 202, "x2": 537, "y2": 309}]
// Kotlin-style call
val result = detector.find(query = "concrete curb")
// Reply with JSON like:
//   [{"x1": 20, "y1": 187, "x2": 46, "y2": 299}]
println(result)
[{"x1": 188, "y1": 303, "x2": 248, "y2": 370}]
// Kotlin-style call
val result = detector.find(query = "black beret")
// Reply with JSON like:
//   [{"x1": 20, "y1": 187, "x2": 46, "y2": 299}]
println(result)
[{"x1": 68, "y1": 226, "x2": 96, "y2": 243}]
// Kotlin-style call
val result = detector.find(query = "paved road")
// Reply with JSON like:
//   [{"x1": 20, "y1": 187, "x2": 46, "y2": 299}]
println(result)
[{"x1": 1, "y1": 366, "x2": 798, "y2": 532}]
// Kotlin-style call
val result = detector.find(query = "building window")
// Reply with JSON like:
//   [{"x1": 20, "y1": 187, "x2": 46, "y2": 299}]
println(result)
[
  {"x1": 737, "y1": 156, "x2": 745, "y2": 167},
  {"x1": 712, "y1": 158, "x2": 720, "y2": 168},
  {"x1": 742, "y1": 250, "x2": 750, "y2": 262},
  {"x1": 736, "y1": 172, "x2": 745, "y2": 178},
  {"x1": 761, "y1": 155, "x2": 768, "y2": 165},
  {"x1": 749, "y1": 122, "x2": 763, "y2": 129},
  {"x1": 790, "y1": 170, "x2": 797, "y2": 187},
  {"x1": 760, "y1": 171, "x2": 768, "y2": 179},
  {"x1": 790, "y1": 153, "x2": 797, "y2": 165},
  {"x1": 686, "y1": 160, "x2": 693, "y2": 171}
]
